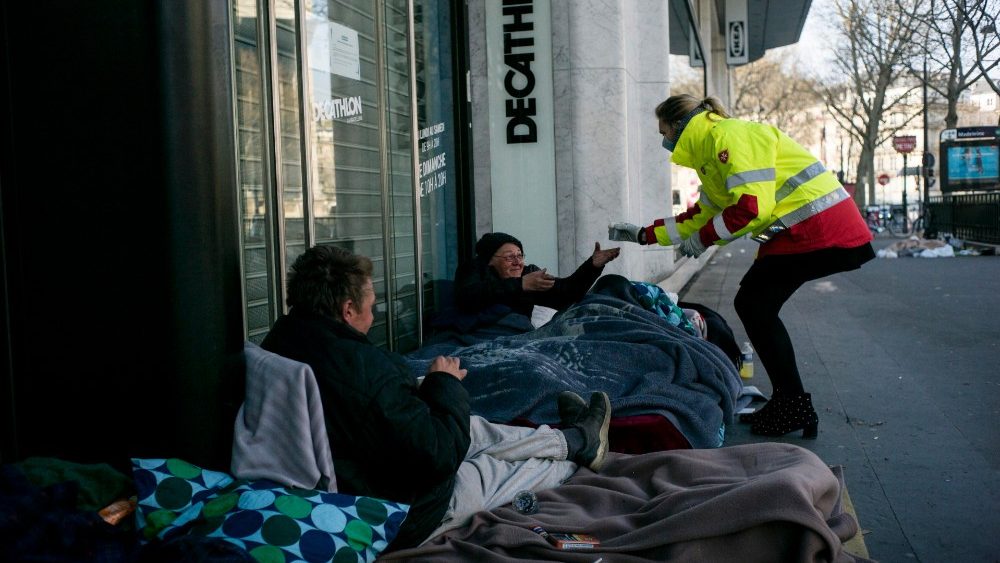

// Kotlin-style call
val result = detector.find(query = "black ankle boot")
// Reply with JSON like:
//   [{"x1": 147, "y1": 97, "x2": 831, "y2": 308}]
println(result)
[
  {"x1": 738, "y1": 399, "x2": 775, "y2": 424},
  {"x1": 749, "y1": 393, "x2": 818, "y2": 439}
]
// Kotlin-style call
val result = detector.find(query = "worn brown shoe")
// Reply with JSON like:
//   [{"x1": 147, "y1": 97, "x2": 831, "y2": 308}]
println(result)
[
  {"x1": 556, "y1": 390, "x2": 588, "y2": 426},
  {"x1": 571, "y1": 391, "x2": 611, "y2": 471}
]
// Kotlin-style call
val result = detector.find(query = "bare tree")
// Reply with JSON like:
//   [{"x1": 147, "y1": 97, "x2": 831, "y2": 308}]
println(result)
[
  {"x1": 821, "y1": 0, "x2": 930, "y2": 207},
  {"x1": 969, "y1": 0, "x2": 1000, "y2": 108},
  {"x1": 914, "y1": 0, "x2": 1000, "y2": 128},
  {"x1": 669, "y1": 55, "x2": 703, "y2": 98},
  {"x1": 730, "y1": 53, "x2": 825, "y2": 145}
]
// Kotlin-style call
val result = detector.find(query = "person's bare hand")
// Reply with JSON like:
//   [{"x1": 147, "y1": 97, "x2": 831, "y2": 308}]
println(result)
[
  {"x1": 522, "y1": 268, "x2": 556, "y2": 291},
  {"x1": 590, "y1": 242, "x2": 621, "y2": 267},
  {"x1": 428, "y1": 356, "x2": 466, "y2": 381}
]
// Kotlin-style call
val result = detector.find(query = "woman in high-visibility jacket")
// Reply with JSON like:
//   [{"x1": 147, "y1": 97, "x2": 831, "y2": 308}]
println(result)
[{"x1": 609, "y1": 94, "x2": 874, "y2": 439}]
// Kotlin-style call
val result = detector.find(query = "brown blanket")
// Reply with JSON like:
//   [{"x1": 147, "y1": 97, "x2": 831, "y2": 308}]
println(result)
[{"x1": 380, "y1": 443, "x2": 873, "y2": 562}]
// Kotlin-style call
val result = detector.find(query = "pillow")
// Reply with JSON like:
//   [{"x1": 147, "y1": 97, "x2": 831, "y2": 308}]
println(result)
[{"x1": 132, "y1": 458, "x2": 408, "y2": 563}]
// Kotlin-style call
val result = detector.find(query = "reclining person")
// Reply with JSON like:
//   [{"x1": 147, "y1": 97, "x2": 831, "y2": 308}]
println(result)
[
  {"x1": 454, "y1": 232, "x2": 620, "y2": 319},
  {"x1": 261, "y1": 245, "x2": 612, "y2": 551}
]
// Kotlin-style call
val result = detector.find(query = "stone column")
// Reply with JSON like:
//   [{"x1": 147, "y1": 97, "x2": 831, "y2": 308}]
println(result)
[
  {"x1": 554, "y1": 0, "x2": 676, "y2": 281},
  {"x1": 469, "y1": 0, "x2": 678, "y2": 281}
]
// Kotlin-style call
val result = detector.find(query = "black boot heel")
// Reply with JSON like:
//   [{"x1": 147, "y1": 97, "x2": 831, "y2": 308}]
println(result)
[
  {"x1": 749, "y1": 393, "x2": 820, "y2": 439},
  {"x1": 802, "y1": 421, "x2": 818, "y2": 439}
]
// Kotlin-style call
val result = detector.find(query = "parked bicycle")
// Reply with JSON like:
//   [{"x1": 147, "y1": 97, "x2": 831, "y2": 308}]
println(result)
[{"x1": 885, "y1": 206, "x2": 931, "y2": 238}]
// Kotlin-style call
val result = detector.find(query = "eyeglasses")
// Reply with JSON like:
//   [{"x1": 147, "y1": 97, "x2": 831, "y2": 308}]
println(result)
[{"x1": 493, "y1": 252, "x2": 525, "y2": 264}]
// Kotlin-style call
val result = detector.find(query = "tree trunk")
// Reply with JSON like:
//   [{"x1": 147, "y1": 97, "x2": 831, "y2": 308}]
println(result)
[
  {"x1": 856, "y1": 155, "x2": 872, "y2": 208},
  {"x1": 945, "y1": 95, "x2": 959, "y2": 129},
  {"x1": 857, "y1": 129, "x2": 880, "y2": 208}
]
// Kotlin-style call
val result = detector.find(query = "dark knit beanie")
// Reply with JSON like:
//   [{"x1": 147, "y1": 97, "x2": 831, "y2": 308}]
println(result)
[{"x1": 475, "y1": 232, "x2": 523, "y2": 260}]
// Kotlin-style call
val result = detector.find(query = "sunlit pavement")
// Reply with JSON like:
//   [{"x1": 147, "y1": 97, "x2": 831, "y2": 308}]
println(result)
[{"x1": 679, "y1": 236, "x2": 1000, "y2": 563}]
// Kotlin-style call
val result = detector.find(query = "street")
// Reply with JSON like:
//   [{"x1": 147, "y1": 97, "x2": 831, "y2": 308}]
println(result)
[{"x1": 679, "y1": 236, "x2": 1000, "y2": 563}]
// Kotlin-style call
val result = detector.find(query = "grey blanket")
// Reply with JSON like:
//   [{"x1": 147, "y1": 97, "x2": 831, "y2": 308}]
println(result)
[
  {"x1": 231, "y1": 342, "x2": 337, "y2": 492},
  {"x1": 379, "y1": 443, "x2": 873, "y2": 562},
  {"x1": 406, "y1": 294, "x2": 741, "y2": 448}
]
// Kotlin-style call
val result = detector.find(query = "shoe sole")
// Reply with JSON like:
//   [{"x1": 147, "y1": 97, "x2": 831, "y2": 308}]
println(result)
[{"x1": 587, "y1": 393, "x2": 612, "y2": 472}]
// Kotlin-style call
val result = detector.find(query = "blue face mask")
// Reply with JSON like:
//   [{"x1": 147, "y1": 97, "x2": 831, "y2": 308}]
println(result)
[{"x1": 660, "y1": 108, "x2": 706, "y2": 153}]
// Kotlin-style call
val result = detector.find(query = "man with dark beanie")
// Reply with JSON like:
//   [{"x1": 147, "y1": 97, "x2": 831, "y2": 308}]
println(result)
[{"x1": 454, "y1": 232, "x2": 620, "y2": 317}]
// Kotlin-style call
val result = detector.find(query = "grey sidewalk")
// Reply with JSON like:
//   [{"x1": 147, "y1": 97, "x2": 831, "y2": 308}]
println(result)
[{"x1": 670, "y1": 236, "x2": 1000, "y2": 563}]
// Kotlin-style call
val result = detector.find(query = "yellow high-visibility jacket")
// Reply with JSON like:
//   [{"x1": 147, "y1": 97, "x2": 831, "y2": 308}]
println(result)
[{"x1": 645, "y1": 112, "x2": 868, "y2": 256}]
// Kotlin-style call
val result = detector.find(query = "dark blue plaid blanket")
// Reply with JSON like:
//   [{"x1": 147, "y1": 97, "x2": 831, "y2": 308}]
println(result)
[{"x1": 405, "y1": 293, "x2": 742, "y2": 449}]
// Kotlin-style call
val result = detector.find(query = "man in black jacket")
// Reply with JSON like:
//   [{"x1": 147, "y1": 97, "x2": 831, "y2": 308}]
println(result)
[
  {"x1": 454, "y1": 232, "x2": 620, "y2": 317},
  {"x1": 262, "y1": 245, "x2": 611, "y2": 550}
]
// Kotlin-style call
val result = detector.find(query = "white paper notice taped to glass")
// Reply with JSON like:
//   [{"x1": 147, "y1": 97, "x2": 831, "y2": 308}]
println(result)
[{"x1": 328, "y1": 21, "x2": 361, "y2": 81}]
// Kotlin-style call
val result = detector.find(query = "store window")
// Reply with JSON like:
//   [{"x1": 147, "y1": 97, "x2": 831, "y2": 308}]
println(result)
[
  {"x1": 305, "y1": 0, "x2": 394, "y2": 345},
  {"x1": 233, "y1": 0, "x2": 277, "y2": 344},
  {"x1": 411, "y1": 0, "x2": 464, "y2": 347},
  {"x1": 668, "y1": 0, "x2": 705, "y2": 97},
  {"x1": 233, "y1": 0, "x2": 466, "y2": 351}
]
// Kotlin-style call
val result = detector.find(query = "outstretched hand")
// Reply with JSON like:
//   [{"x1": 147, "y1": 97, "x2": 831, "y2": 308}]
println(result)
[
  {"x1": 428, "y1": 356, "x2": 466, "y2": 381},
  {"x1": 608, "y1": 222, "x2": 643, "y2": 243},
  {"x1": 591, "y1": 242, "x2": 620, "y2": 267},
  {"x1": 522, "y1": 268, "x2": 556, "y2": 292},
  {"x1": 678, "y1": 235, "x2": 706, "y2": 258}
]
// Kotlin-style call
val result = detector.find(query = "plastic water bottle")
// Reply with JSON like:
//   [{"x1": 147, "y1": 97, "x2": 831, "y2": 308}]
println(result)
[
  {"x1": 512, "y1": 490, "x2": 538, "y2": 514},
  {"x1": 739, "y1": 341, "x2": 754, "y2": 380}
]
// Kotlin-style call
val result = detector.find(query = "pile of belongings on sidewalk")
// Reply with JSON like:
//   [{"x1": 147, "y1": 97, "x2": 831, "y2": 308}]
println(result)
[{"x1": 877, "y1": 236, "x2": 956, "y2": 258}]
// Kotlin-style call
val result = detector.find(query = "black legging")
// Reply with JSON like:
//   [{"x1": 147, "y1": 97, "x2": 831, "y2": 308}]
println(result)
[{"x1": 734, "y1": 244, "x2": 874, "y2": 397}]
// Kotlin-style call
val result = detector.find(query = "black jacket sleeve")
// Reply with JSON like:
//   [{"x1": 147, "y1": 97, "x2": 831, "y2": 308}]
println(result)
[
  {"x1": 454, "y1": 260, "x2": 538, "y2": 314},
  {"x1": 363, "y1": 352, "x2": 471, "y2": 488},
  {"x1": 531, "y1": 258, "x2": 604, "y2": 311},
  {"x1": 455, "y1": 257, "x2": 604, "y2": 314},
  {"x1": 261, "y1": 312, "x2": 472, "y2": 499}
]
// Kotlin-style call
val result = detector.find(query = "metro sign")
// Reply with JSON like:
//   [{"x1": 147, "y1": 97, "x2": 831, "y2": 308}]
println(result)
[
  {"x1": 725, "y1": 0, "x2": 748, "y2": 66},
  {"x1": 892, "y1": 135, "x2": 917, "y2": 153}
]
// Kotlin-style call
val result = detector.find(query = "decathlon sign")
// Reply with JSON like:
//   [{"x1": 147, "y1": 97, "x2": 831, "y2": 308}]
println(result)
[
  {"x1": 726, "y1": 0, "x2": 748, "y2": 66},
  {"x1": 485, "y1": 0, "x2": 558, "y2": 274},
  {"x1": 495, "y1": 0, "x2": 541, "y2": 143}
]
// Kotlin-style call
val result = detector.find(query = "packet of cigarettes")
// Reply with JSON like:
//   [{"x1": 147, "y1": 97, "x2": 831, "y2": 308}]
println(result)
[
  {"x1": 98, "y1": 497, "x2": 138, "y2": 525},
  {"x1": 531, "y1": 525, "x2": 600, "y2": 549}
]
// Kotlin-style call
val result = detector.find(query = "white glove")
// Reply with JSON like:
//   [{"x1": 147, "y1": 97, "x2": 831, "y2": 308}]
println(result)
[
  {"x1": 608, "y1": 222, "x2": 642, "y2": 243},
  {"x1": 678, "y1": 235, "x2": 706, "y2": 258}
]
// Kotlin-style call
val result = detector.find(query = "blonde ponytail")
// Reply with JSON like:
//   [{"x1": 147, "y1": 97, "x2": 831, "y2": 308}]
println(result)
[{"x1": 655, "y1": 94, "x2": 729, "y2": 122}]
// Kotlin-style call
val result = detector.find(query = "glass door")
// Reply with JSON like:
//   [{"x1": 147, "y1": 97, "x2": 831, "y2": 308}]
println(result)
[
  {"x1": 233, "y1": 0, "x2": 279, "y2": 344},
  {"x1": 413, "y1": 0, "x2": 464, "y2": 343},
  {"x1": 234, "y1": 0, "x2": 467, "y2": 350},
  {"x1": 305, "y1": 0, "x2": 392, "y2": 345}
]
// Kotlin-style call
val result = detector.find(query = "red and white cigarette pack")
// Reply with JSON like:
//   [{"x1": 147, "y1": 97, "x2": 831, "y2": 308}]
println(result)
[{"x1": 532, "y1": 526, "x2": 600, "y2": 550}]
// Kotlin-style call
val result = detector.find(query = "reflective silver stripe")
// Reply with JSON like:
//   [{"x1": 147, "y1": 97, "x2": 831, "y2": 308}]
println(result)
[
  {"x1": 664, "y1": 217, "x2": 682, "y2": 244},
  {"x1": 725, "y1": 168, "x2": 776, "y2": 190},
  {"x1": 775, "y1": 161, "x2": 827, "y2": 202},
  {"x1": 699, "y1": 193, "x2": 721, "y2": 211},
  {"x1": 712, "y1": 213, "x2": 734, "y2": 241},
  {"x1": 779, "y1": 186, "x2": 850, "y2": 228},
  {"x1": 751, "y1": 187, "x2": 850, "y2": 243}
]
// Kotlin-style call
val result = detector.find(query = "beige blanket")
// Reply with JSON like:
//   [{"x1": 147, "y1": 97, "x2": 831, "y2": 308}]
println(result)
[{"x1": 380, "y1": 443, "x2": 873, "y2": 562}]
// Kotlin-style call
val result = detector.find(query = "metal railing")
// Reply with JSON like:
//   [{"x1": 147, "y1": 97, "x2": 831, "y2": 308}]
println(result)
[{"x1": 927, "y1": 192, "x2": 1000, "y2": 245}]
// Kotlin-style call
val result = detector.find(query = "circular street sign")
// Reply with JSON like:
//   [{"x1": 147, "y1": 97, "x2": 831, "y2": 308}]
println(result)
[
  {"x1": 892, "y1": 135, "x2": 917, "y2": 153},
  {"x1": 878, "y1": 173, "x2": 890, "y2": 186}
]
